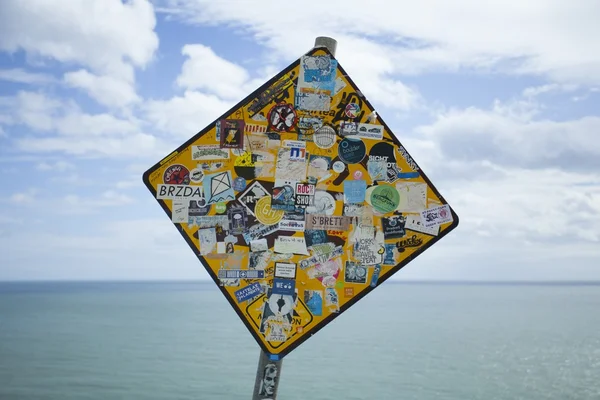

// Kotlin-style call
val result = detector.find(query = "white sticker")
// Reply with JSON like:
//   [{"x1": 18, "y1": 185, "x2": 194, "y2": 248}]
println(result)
[
  {"x1": 332, "y1": 161, "x2": 345, "y2": 173},
  {"x1": 250, "y1": 239, "x2": 268, "y2": 252},
  {"x1": 395, "y1": 182, "x2": 427, "y2": 213},
  {"x1": 275, "y1": 262, "x2": 297, "y2": 279},
  {"x1": 191, "y1": 145, "x2": 230, "y2": 160},
  {"x1": 356, "y1": 123, "x2": 384, "y2": 140},
  {"x1": 282, "y1": 140, "x2": 306, "y2": 148},
  {"x1": 421, "y1": 205, "x2": 453, "y2": 228},
  {"x1": 171, "y1": 200, "x2": 188, "y2": 223},
  {"x1": 156, "y1": 184, "x2": 204, "y2": 200},
  {"x1": 405, "y1": 214, "x2": 440, "y2": 236},
  {"x1": 274, "y1": 236, "x2": 309, "y2": 255}
]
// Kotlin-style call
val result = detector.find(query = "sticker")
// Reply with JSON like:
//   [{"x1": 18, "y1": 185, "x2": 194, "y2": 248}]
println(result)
[
  {"x1": 228, "y1": 206, "x2": 248, "y2": 235},
  {"x1": 344, "y1": 261, "x2": 368, "y2": 284},
  {"x1": 299, "y1": 245, "x2": 343, "y2": 270},
  {"x1": 370, "y1": 264, "x2": 381, "y2": 287},
  {"x1": 381, "y1": 215, "x2": 406, "y2": 239},
  {"x1": 198, "y1": 228, "x2": 217, "y2": 255},
  {"x1": 156, "y1": 184, "x2": 204, "y2": 200},
  {"x1": 353, "y1": 170, "x2": 363, "y2": 180},
  {"x1": 268, "y1": 103, "x2": 297, "y2": 132},
  {"x1": 343, "y1": 180, "x2": 366, "y2": 204},
  {"x1": 234, "y1": 282, "x2": 263, "y2": 303},
  {"x1": 272, "y1": 278, "x2": 296, "y2": 296},
  {"x1": 220, "y1": 119, "x2": 244, "y2": 149},
  {"x1": 325, "y1": 288, "x2": 340, "y2": 312},
  {"x1": 205, "y1": 171, "x2": 235, "y2": 205},
  {"x1": 345, "y1": 103, "x2": 360, "y2": 118},
  {"x1": 275, "y1": 262, "x2": 297, "y2": 279},
  {"x1": 188, "y1": 215, "x2": 229, "y2": 228},
  {"x1": 368, "y1": 142, "x2": 400, "y2": 183},
  {"x1": 275, "y1": 147, "x2": 307, "y2": 181},
  {"x1": 282, "y1": 140, "x2": 306, "y2": 149},
  {"x1": 247, "y1": 72, "x2": 294, "y2": 117},
  {"x1": 344, "y1": 287, "x2": 354, "y2": 298},
  {"x1": 307, "y1": 155, "x2": 331, "y2": 181},
  {"x1": 249, "y1": 251, "x2": 271, "y2": 270},
  {"x1": 279, "y1": 208, "x2": 306, "y2": 232},
  {"x1": 304, "y1": 290, "x2": 323, "y2": 316},
  {"x1": 215, "y1": 202, "x2": 226, "y2": 214},
  {"x1": 257, "y1": 362, "x2": 279, "y2": 398},
  {"x1": 333, "y1": 77, "x2": 347, "y2": 96},
  {"x1": 255, "y1": 196, "x2": 285, "y2": 225},
  {"x1": 339, "y1": 121, "x2": 358, "y2": 136},
  {"x1": 397, "y1": 145, "x2": 419, "y2": 171},
  {"x1": 356, "y1": 123, "x2": 384, "y2": 140},
  {"x1": 189, "y1": 168, "x2": 204, "y2": 184},
  {"x1": 191, "y1": 145, "x2": 230, "y2": 160},
  {"x1": 313, "y1": 125, "x2": 337, "y2": 149},
  {"x1": 250, "y1": 239, "x2": 268, "y2": 252},
  {"x1": 233, "y1": 177, "x2": 247, "y2": 192},
  {"x1": 397, "y1": 172, "x2": 420, "y2": 179},
  {"x1": 163, "y1": 164, "x2": 190, "y2": 185},
  {"x1": 396, "y1": 234, "x2": 424, "y2": 253},
  {"x1": 271, "y1": 180, "x2": 297, "y2": 211},
  {"x1": 259, "y1": 289, "x2": 296, "y2": 334},
  {"x1": 383, "y1": 244, "x2": 397, "y2": 265},
  {"x1": 304, "y1": 229, "x2": 328, "y2": 247},
  {"x1": 218, "y1": 270, "x2": 265, "y2": 279},
  {"x1": 404, "y1": 214, "x2": 439, "y2": 236},
  {"x1": 421, "y1": 205, "x2": 453, "y2": 228},
  {"x1": 305, "y1": 215, "x2": 350, "y2": 231},
  {"x1": 370, "y1": 185, "x2": 400, "y2": 214},
  {"x1": 332, "y1": 161, "x2": 345, "y2": 173},
  {"x1": 338, "y1": 137, "x2": 366, "y2": 164},
  {"x1": 274, "y1": 236, "x2": 309, "y2": 255},
  {"x1": 244, "y1": 122, "x2": 268, "y2": 135},
  {"x1": 238, "y1": 181, "x2": 269, "y2": 216},
  {"x1": 171, "y1": 200, "x2": 188, "y2": 223},
  {"x1": 295, "y1": 182, "x2": 315, "y2": 207},
  {"x1": 396, "y1": 182, "x2": 427, "y2": 212},
  {"x1": 305, "y1": 191, "x2": 336, "y2": 215},
  {"x1": 353, "y1": 236, "x2": 385, "y2": 265},
  {"x1": 242, "y1": 223, "x2": 280, "y2": 244}
]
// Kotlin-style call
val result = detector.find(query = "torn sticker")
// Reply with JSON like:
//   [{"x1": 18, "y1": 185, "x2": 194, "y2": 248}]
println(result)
[
  {"x1": 198, "y1": 228, "x2": 217, "y2": 255},
  {"x1": 395, "y1": 182, "x2": 427, "y2": 213},
  {"x1": 191, "y1": 145, "x2": 230, "y2": 160},
  {"x1": 274, "y1": 236, "x2": 309, "y2": 255},
  {"x1": 325, "y1": 288, "x2": 340, "y2": 312},
  {"x1": 305, "y1": 191, "x2": 336, "y2": 215},
  {"x1": 250, "y1": 239, "x2": 268, "y2": 252},
  {"x1": 304, "y1": 290, "x2": 323, "y2": 316},
  {"x1": 305, "y1": 215, "x2": 349, "y2": 231},
  {"x1": 242, "y1": 222, "x2": 280, "y2": 244},
  {"x1": 343, "y1": 180, "x2": 367, "y2": 204},
  {"x1": 370, "y1": 264, "x2": 381, "y2": 287},
  {"x1": 272, "y1": 180, "x2": 297, "y2": 212}
]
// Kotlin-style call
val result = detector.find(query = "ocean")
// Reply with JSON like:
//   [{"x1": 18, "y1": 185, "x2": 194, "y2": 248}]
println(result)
[{"x1": 0, "y1": 281, "x2": 599, "y2": 400}]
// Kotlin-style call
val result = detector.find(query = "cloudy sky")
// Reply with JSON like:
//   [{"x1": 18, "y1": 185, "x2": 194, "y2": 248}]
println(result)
[{"x1": 0, "y1": 0, "x2": 598, "y2": 281}]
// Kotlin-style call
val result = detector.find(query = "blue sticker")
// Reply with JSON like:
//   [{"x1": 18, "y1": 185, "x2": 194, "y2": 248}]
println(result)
[
  {"x1": 370, "y1": 265, "x2": 381, "y2": 287},
  {"x1": 234, "y1": 282, "x2": 263, "y2": 303},
  {"x1": 272, "y1": 278, "x2": 296, "y2": 296},
  {"x1": 397, "y1": 171, "x2": 420, "y2": 179},
  {"x1": 383, "y1": 244, "x2": 396, "y2": 266},
  {"x1": 218, "y1": 270, "x2": 265, "y2": 279},
  {"x1": 205, "y1": 170, "x2": 235, "y2": 205},
  {"x1": 233, "y1": 177, "x2": 247, "y2": 192},
  {"x1": 338, "y1": 137, "x2": 366, "y2": 164},
  {"x1": 344, "y1": 180, "x2": 367, "y2": 203}
]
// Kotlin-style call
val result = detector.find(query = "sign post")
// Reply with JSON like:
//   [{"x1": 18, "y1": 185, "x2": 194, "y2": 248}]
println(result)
[{"x1": 143, "y1": 35, "x2": 459, "y2": 399}]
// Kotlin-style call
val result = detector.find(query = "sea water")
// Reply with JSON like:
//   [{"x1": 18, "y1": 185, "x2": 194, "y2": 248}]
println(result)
[{"x1": 1, "y1": 281, "x2": 599, "y2": 400}]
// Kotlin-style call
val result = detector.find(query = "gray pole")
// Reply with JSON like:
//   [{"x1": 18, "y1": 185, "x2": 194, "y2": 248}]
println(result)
[{"x1": 251, "y1": 36, "x2": 337, "y2": 400}]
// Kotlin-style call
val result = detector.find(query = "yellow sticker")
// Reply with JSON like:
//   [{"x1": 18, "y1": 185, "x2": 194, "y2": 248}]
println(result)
[{"x1": 254, "y1": 196, "x2": 284, "y2": 225}]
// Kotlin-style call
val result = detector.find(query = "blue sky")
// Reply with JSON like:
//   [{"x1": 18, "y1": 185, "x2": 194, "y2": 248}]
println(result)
[{"x1": 0, "y1": 0, "x2": 599, "y2": 281}]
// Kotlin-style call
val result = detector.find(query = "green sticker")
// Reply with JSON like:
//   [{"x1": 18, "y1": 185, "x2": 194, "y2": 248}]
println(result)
[
  {"x1": 370, "y1": 185, "x2": 400, "y2": 214},
  {"x1": 215, "y1": 202, "x2": 227, "y2": 214},
  {"x1": 335, "y1": 281, "x2": 344, "y2": 289}
]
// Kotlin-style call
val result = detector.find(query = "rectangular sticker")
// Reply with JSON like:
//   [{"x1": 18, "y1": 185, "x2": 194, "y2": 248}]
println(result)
[
  {"x1": 304, "y1": 290, "x2": 323, "y2": 316},
  {"x1": 188, "y1": 215, "x2": 229, "y2": 228},
  {"x1": 234, "y1": 282, "x2": 263, "y2": 303},
  {"x1": 274, "y1": 236, "x2": 309, "y2": 255},
  {"x1": 272, "y1": 278, "x2": 296, "y2": 296},
  {"x1": 191, "y1": 145, "x2": 230, "y2": 160},
  {"x1": 421, "y1": 205, "x2": 453, "y2": 228},
  {"x1": 295, "y1": 182, "x2": 315, "y2": 207},
  {"x1": 299, "y1": 245, "x2": 343, "y2": 270},
  {"x1": 405, "y1": 214, "x2": 440, "y2": 236},
  {"x1": 275, "y1": 262, "x2": 297, "y2": 279},
  {"x1": 396, "y1": 182, "x2": 427, "y2": 212},
  {"x1": 356, "y1": 123, "x2": 384, "y2": 140},
  {"x1": 305, "y1": 215, "x2": 350, "y2": 231},
  {"x1": 242, "y1": 223, "x2": 280, "y2": 244},
  {"x1": 219, "y1": 119, "x2": 244, "y2": 149},
  {"x1": 217, "y1": 270, "x2": 265, "y2": 279},
  {"x1": 171, "y1": 200, "x2": 188, "y2": 223},
  {"x1": 156, "y1": 184, "x2": 204, "y2": 200},
  {"x1": 250, "y1": 239, "x2": 268, "y2": 252}
]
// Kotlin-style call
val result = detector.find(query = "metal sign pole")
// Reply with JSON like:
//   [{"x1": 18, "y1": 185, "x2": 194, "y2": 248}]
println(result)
[{"x1": 250, "y1": 36, "x2": 338, "y2": 400}]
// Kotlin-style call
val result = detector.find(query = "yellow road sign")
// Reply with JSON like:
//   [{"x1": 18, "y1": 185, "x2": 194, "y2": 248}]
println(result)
[{"x1": 143, "y1": 46, "x2": 459, "y2": 359}]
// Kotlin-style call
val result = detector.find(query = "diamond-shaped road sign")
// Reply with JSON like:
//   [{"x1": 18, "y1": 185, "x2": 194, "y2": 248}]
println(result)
[{"x1": 143, "y1": 46, "x2": 459, "y2": 360}]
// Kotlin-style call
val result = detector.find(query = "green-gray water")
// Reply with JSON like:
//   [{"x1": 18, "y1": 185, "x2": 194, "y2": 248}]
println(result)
[{"x1": 1, "y1": 281, "x2": 599, "y2": 399}]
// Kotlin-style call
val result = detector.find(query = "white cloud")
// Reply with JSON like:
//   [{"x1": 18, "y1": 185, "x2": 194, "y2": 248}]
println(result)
[
  {"x1": 64, "y1": 69, "x2": 140, "y2": 108},
  {"x1": 0, "y1": 68, "x2": 55, "y2": 84},
  {"x1": 36, "y1": 160, "x2": 75, "y2": 172},
  {"x1": 143, "y1": 90, "x2": 233, "y2": 137},
  {"x1": 8, "y1": 189, "x2": 37, "y2": 205},
  {"x1": 61, "y1": 190, "x2": 135, "y2": 214},
  {"x1": 0, "y1": 0, "x2": 159, "y2": 81},
  {"x1": 177, "y1": 44, "x2": 250, "y2": 100},
  {"x1": 160, "y1": 0, "x2": 600, "y2": 85}
]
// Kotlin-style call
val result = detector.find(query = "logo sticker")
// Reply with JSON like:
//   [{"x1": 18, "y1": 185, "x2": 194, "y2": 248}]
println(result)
[
  {"x1": 338, "y1": 137, "x2": 366, "y2": 164},
  {"x1": 345, "y1": 103, "x2": 360, "y2": 118},
  {"x1": 163, "y1": 164, "x2": 190, "y2": 185},
  {"x1": 370, "y1": 185, "x2": 400, "y2": 214},
  {"x1": 313, "y1": 125, "x2": 336, "y2": 149},
  {"x1": 268, "y1": 103, "x2": 297, "y2": 132},
  {"x1": 255, "y1": 196, "x2": 285, "y2": 225}
]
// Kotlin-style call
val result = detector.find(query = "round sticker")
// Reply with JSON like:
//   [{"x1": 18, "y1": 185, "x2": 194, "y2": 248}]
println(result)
[
  {"x1": 267, "y1": 103, "x2": 297, "y2": 132},
  {"x1": 332, "y1": 161, "x2": 345, "y2": 173},
  {"x1": 215, "y1": 202, "x2": 227, "y2": 214},
  {"x1": 353, "y1": 170, "x2": 363, "y2": 180},
  {"x1": 163, "y1": 164, "x2": 190, "y2": 185},
  {"x1": 314, "y1": 125, "x2": 336, "y2": 149},
  {"x1": 345, "y1": 103, "x2": 360, "y2": 118},
  {"x1": 370, "y1": 185, "x2": 400, "y2": 214},
  {"x1": 189, "y1": 168, "x2": 204, "y2": 184},
  {"x1": 306, "y1": 191, "x2": 336, "y2": 215},
  {"x1": 254, "y1": 196, "x2": 284, "y2": 225},
  {"x1": 338, "y1": 137, "x2": 366, "y2": 164},
  {"x1": 233, "y1": 177, "x2": 247, "y2": 192}
]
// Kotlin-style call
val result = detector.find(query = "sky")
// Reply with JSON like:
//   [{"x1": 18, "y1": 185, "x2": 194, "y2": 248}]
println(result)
[{"x1": 0, "y1": 0, "x2": 599, "y2": 282}]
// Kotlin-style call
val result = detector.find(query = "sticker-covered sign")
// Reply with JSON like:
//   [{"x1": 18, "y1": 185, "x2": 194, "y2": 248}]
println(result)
[{"x1": 143, "y1": 46, "x2": 459, "y2": 360}]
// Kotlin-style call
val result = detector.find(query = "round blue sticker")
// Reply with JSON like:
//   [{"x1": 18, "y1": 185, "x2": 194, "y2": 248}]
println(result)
[
  {"x1": 338, "y1": 137, "x2": 366, "y2": 164},
  {"x1": 233, "y1": 177, "x2": 247, "y2": 192}
]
